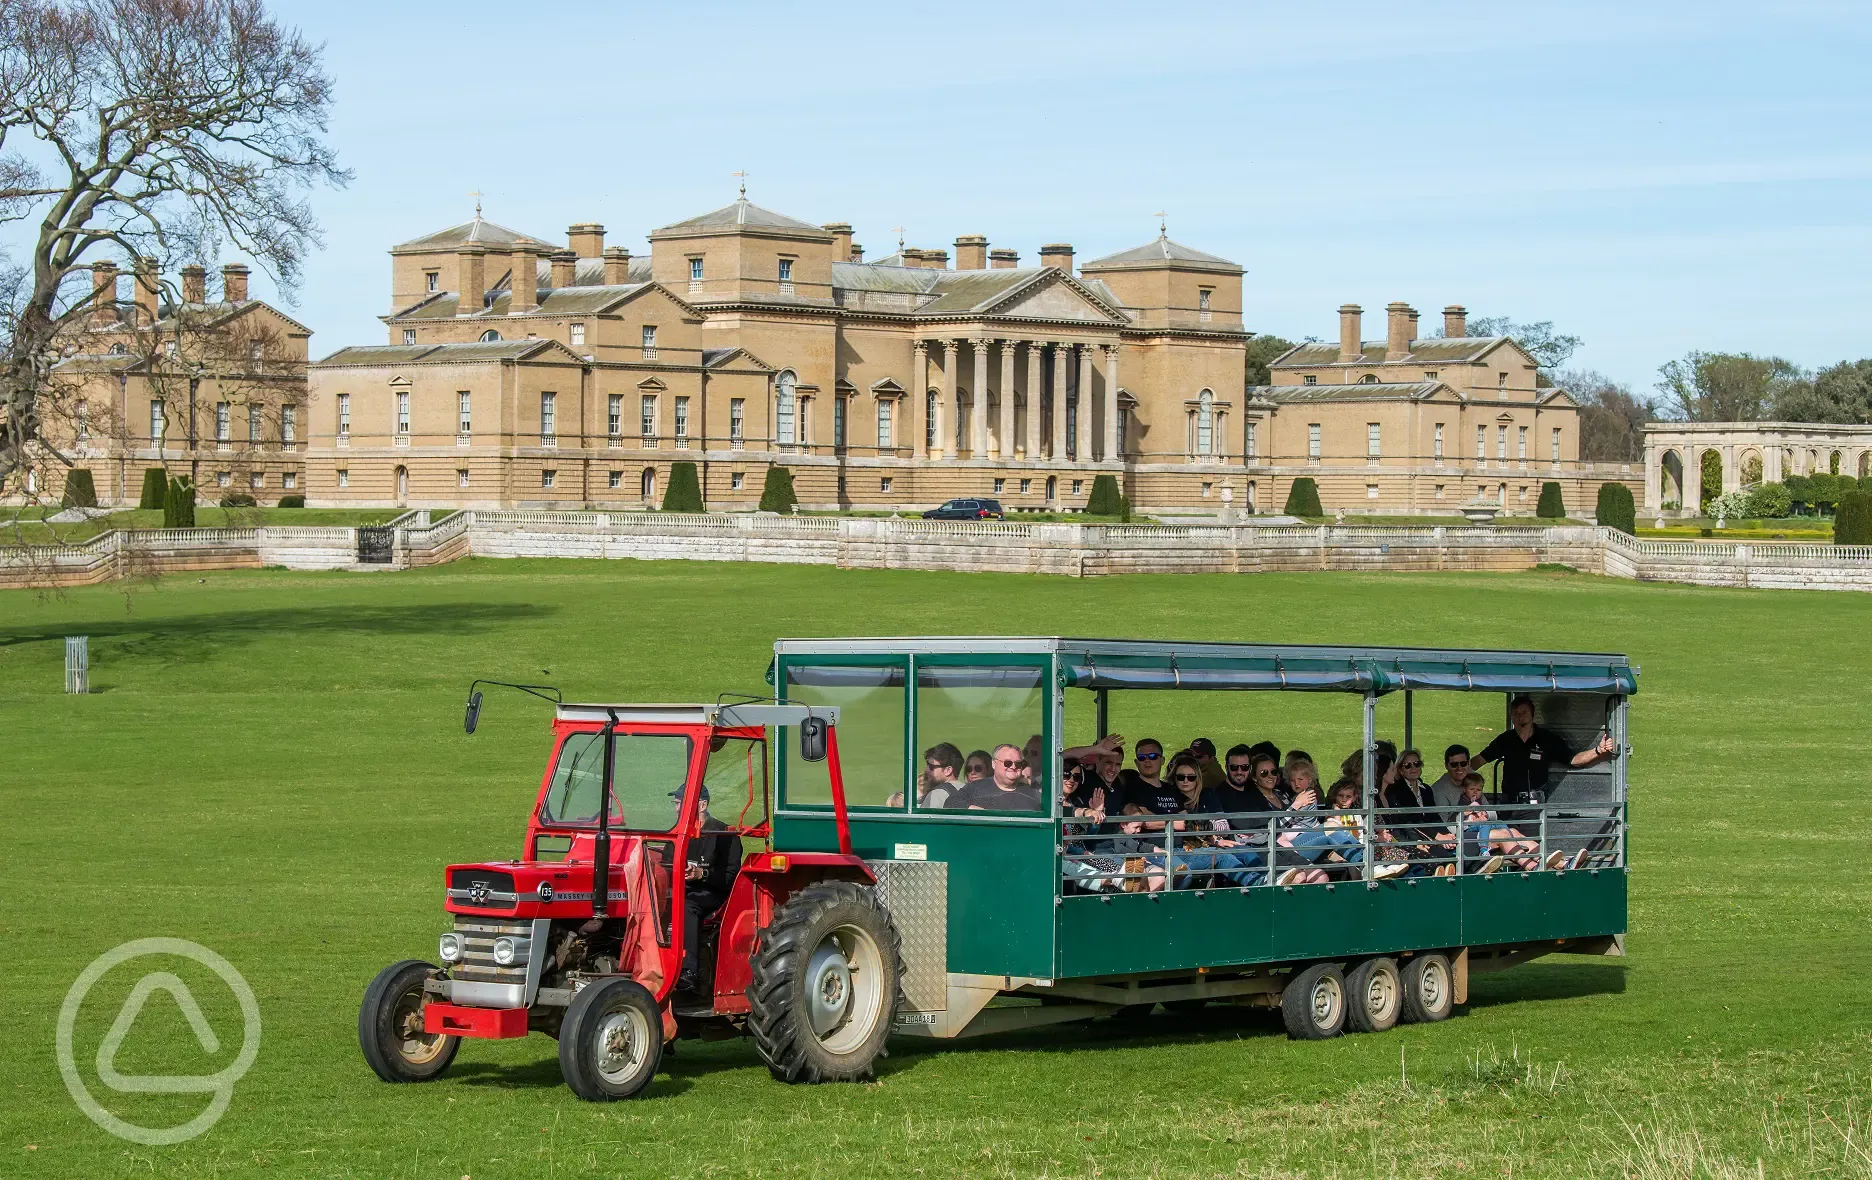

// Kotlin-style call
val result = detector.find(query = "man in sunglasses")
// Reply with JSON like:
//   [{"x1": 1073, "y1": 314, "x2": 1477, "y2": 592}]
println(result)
[
  {"x1": 954, "y1": 743, "x2": 1042, "y2": 811},
  {"x1": 1430, "y1": 744, "x2": 1472, "y2": 811}
]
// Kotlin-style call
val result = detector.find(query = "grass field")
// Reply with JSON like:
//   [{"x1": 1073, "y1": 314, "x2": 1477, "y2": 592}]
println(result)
[
  {"x1": 1, "y1": 506, "x2": 407, "y2": 544},
  {"x1": 2, "y1": 559, "x2": 1869, "y2": 1178}
]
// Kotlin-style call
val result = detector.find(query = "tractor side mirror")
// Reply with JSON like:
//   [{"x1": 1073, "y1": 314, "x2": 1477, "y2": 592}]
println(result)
[
  {"x1": 464, "y1": 689, "x2": 483, "y2": 735},
  {"x1": 799, "y1": 716, "x2": 828, "y2": 762}
]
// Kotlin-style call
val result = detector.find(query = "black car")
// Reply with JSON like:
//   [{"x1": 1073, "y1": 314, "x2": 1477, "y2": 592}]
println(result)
[{"x1": 922, "y1": 498, "x2": 1006, "y2": 520}]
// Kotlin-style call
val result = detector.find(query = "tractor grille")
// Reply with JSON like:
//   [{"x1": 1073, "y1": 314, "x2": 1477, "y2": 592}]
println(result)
[
  {"x1": 448, "y1": 868, "x2": 518, "y2": 911},
  {"x1": 450, "y1": 918, "x2": 533, "y2": 986}
]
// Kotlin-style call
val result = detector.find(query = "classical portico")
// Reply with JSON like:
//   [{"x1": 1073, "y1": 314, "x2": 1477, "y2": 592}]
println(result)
[
  {"x1": 1643, "y1": 422, "x2": 1872, "y2": 513},
  {"x1": 914, "y1": 335, "x2": 1123, "y2": 464}
]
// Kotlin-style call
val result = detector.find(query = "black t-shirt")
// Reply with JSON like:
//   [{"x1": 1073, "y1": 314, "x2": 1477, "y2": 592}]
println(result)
[
  {"x1": 1198, "y1": 782, "x2": 1260, "y2": 817},
  {"x1": 952, "y1": 778, "x2": 1042, "y2": 812},
  {"x1": 1123, "y1": 774, "x2": 1184, "y2": 816},
  {"x1": 1480, "y1": 725, "x2": 1576, "y2": 799}
]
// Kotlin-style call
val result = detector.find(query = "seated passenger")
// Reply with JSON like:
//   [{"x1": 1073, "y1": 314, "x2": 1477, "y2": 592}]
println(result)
[
  {"x1": 953, "y1": 743, "x2": 1041, "y2": 811},
  {"x1": 1199, "y1": 744, "x2": 1261, "y2": 817},
  {"x1": 1060, "y1": 760, "x2": 1124, "y2": 892},
  {"x1": 1188, "y1": 737, "x2": 1224, "y2": 791},
  {"x1": 1430, "y1": 744, "x2": 1472, "y2": 811},
  {"x1": 963, "y1": 749, "x2": 992, "y2": 783},
  {"x1": 1155, "y1": 754, "x2": 1264, "y2": 888},
  {"x1": 1273, "y1": 758, "x2": 1405, "y2": 882},
  {"x1": 1450, "y1": 772, "x2": 1558, "y2": 873},
  {"x1": 891, "y1": 742, "x2": 963, "y2": 809}
]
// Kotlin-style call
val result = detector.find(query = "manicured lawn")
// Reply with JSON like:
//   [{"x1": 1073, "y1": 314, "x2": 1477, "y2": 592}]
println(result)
[
  {"x1": 0, "y1": 506, "x2": 407, "y2": 544},
  {"x1": 2, "y1": 559, "x2": 1868, "y2": 1177}
]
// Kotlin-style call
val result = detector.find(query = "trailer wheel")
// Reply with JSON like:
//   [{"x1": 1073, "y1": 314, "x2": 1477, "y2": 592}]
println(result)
[
  {"x1": 1281, "y1": 963, "x2": 1347, "y2": 1040},
  {"x1": 1400, "y1": 953, "x2": 1455, "y2": 1024},
  {"x1": 358, "y1": 960, "x2": 460, "y2": 1083},
  {"x1": 1345, "y1": 958, "x2": 1402, "y2": 1033},
  {"x1": 748, "y1": 880, "x2": 901, "y2": 1084},
  {"x1": 558, "y1": 978, "x2": 663, "y2": 1101}
]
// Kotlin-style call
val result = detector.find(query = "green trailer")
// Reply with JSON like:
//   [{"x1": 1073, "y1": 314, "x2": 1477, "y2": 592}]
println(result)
[{"x1": 770, "y1": 636, "x2": 1632, "y2": 1040}]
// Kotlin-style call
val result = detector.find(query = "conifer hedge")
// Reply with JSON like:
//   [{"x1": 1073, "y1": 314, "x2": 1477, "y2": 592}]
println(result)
[
  {"x1": 1283, "y1": 476, "x2": 1322, "y2": 517},
  {"x1": 661, "y1": 462, "x2": 703, "y2": 513},
  {"x1": 138, "y1": 467, "x2": 168, "y2": 509},
  {"x1": 758, "y1": 466, "x2": 798, "y2": 513},
  {"x1": 1835, "y1": 492, "x2": 1872, "y2": 546},
  {"x1": 163, "y1": 476, "x2": 196, "y2": 528},
  {"x1": 1085, "y1": 473, "x2": 1122, "y2": 516},
  {"x1": 1536, "y1": 481, "x2": 1565, "y2": 518},
  {"x1": 61, "y1": 468, "x2": 97, "y2": 508},
  {"x1": 1596, "y1": 482, "x2": 1635, "y2": 535}
]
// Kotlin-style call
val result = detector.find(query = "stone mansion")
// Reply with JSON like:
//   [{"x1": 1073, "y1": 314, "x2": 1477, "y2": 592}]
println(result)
[{"x1": 305, "y1": 195, "x2": 1614, "y2": 514}]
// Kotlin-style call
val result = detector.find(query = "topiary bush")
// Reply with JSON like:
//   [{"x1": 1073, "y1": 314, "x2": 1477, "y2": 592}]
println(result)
[
  {"x1": 277, "y1": 494, "x2": 305, "y2": 508},
  {"x1": 1835, "y1": 492, "x2": 1872, "y2": 546},
  {"x1": 1118, "y1": 494, "x2": 1132, "y2": 523},
  {"x1": 1283, "y1": 477, "x2": 1322, "y2": 517},
  {"x1": 61, "y1": 468, "x2": 97, "y2": 508},
  {"x1": 1085, "y1": 473, "x2": 1122, "y2": 516},
  {"x1": 138, "y1": 466, "x2": 168, "y2": 509},
  {"x1": 164, "y1": 476, "x2": 196, "y2": 528},
  {"x1": 757, "y1": 465, "x2": 798, "y2": 513},
  {"x1": 1595, "y1": 482, "x2": 1635, "y2": 535},
  {"x1": 661, "y1": 462, "x2": 703, "y2": 513},
  {"x1": 219, "y1": 492, "x2": 256, "y2": 508},
  {"x1": 1536, "y1": 481, "x2": 1565, "y2": 519}
]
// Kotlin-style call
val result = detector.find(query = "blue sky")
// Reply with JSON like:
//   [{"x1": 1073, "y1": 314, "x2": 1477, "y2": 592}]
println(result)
[{"x1": 251, "y1": 0, "x2": 1870, "y2": 389}]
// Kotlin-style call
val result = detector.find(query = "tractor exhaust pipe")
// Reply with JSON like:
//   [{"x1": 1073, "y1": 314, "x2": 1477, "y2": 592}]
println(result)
[{"x1": 592, "y1": 709, "x2": 617, "y2": 920}]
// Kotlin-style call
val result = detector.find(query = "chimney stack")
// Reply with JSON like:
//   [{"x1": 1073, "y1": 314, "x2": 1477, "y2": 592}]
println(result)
[
  {"x1": 509, "y1": 246, "x2": 539, "y2": 312},
  {"x1": 180, "y1": 265, "x2": 207, "y2": 305},
  {"x1": 567, "y1": 223, "x2": 605, "y2": 260},
  {"x1": 1337, "y1": 304, "x2": 1362, "y2": 363},
  {"x1": 603, "y1": 246, "x2": 632, "y2": 285},
  {"x1": 850, "y1": 244, "x2": 864, "y2": 263},
  {"x1": 221, "y1": 263, "x2": 249, "y2": 304},
  {"x1": 1443, "y1": 304, "x2": 1467, "y2": 338},
  {"x1": 953, "y1": 234, "x2": 988, "y2": 270},
  {"x1": 549, "y1": 250, "x2": 577, "y2": 289},
  {"x1": 989, "y1": 248, "x2": 1019, "y2": 269},
  {"x1": 133, "y1": 257, "x2": 159, "y2": 326},
  {"x1": 824, "y1": 222, "x2": 854, "y2": 263},
  {"x1": 1385, "y1": 301, "x2": 1412, "y2": 361},
  {"x1": 1408, "y1": 307, "x2": 1420, "y2": 341},
  {"x1": 91, "y1": 261, "x2": 119, "y2": 327},
  {"x1": 457, "y1": 245, "x2": 487, "y2": 314},
  {"x1": 1038, "y1": 243, "x2": 1075, "y2": 273}
]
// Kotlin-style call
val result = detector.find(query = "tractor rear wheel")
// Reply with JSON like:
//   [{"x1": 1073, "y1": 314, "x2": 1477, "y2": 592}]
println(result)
[
  {"x1": 748, "y1": 880, "x2": 901, "y2": 1083},
  {"x1": 558, "y1": 978, "x2": 663, "y2": 1101},
  {"x1": 358, "y1": 960, "x2": 460, "y2": 1083}
]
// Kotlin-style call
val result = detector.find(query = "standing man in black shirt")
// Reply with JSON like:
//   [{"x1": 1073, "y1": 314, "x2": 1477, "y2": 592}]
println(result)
[{"x1": 1473, "y1": 696, "x2": 1616, "y2": 803}]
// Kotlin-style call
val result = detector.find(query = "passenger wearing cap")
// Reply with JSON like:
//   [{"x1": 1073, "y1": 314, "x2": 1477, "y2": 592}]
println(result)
[
  {"x1": 1188, "y1": 737, "x2": 1225, "y2": 792},
  {"x1": 675, "y1": 782, "x2": 743, "y2": 993}
]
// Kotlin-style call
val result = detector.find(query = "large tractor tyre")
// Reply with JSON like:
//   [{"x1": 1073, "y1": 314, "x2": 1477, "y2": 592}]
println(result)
[
  {"x1": 1281, "y1": 962, "x2": 1348, "y2": 1040},
  {"x1": 1345, "y1": 957, "x2": 1403, "y2": 1034},
  {"x1": 1400, "y1": 953, "x2": 1455, "y2": 1024},
  {"x1": 358, "y1": 960, "x2": 460, "y2": 1083},
  {"x1": 558, "y1": 977, "x2": 664, "y2": 1101},
  {"x1": 748, "y1": 880, "x2": 902, "y2": 1084}
]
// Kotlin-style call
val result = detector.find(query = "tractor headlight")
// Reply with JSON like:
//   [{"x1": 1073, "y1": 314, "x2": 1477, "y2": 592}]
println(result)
[
  {"x1": 492, "y1": 936, "x2": 518, "y2": 967},
  {"x1": 438, "y1": 932, "x2": 463, "y2": 963}
]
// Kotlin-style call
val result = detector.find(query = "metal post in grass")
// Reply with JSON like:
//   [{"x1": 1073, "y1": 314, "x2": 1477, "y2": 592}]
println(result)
[{"x1": 64, "y1": 635, "x2": 87, "y2": 694}]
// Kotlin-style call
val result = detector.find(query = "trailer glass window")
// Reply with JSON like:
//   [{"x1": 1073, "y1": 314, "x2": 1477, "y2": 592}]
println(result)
[
  {"x1": 540, "y1": 731, "x2": 693, "y2": 832},
  {"x1": 703, "y1": 736, "x2": 768, "y2": 832},
  {"x1": 784, "y1": 663, "x2": 906, "y2": 808},
  {"x1": 915, "y1": 664, "x2": 1047, "y2": 811}
]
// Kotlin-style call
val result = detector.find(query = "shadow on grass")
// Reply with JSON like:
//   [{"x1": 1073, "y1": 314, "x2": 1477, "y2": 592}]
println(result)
[
  {"x1": 1463, "y1": 961, "x2": 1628, "y2": 1009},
  {"x1": 0, "y1": 602, "x2": 555, "y2": 662},
  {"x1": 447, "y1": 1057, "x2": 696, "y2": 1098}
]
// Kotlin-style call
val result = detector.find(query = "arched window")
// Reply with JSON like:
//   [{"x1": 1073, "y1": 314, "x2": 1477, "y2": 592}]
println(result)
[
  {"x1": 1197, "y1": 389, "x2": 1214, "y2": 456},
  {"x1": 641, "y1": 467, "x2": 656, "y2": 499},
  {"x1": 394, "y1": 465, "x2": 408, "y2": 502},
  {"x1": 1831, "y1": 450, "x2": 1843, "y2": 475},
  {"x1": 108, "y1": 342, "x2": 127, "y2": 355},
  {"x1": 776, "y1": 370, "x2": 797, "y2": 445},
  {"x1": 479, "y1": 329, "x2": 502, "y2": 343},
  {"x1": 1359, "y1": 374, "x2": 1379, "y2": 384}
]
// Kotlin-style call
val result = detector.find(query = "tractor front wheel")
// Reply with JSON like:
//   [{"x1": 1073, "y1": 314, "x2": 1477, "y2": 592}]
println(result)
[
  {"x1": 748, "y1": 880, "x2": 901, "y2": 1083},
  {"x1": 558, "y1": 978, "x2": 663, "y2": 1101},
  {"x1": 358, "y1": 960, "x2": 460, "y2": 1083}
]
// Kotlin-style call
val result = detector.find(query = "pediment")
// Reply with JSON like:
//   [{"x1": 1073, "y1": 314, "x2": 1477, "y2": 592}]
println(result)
[{"x1": 986, "y1": 274, "x2": 1126, "y2": 324}]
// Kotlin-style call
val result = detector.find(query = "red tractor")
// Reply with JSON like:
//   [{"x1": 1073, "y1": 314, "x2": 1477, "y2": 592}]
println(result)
[{"x1": 358, "y1": 698, "x2": 899, "y2": 1100}]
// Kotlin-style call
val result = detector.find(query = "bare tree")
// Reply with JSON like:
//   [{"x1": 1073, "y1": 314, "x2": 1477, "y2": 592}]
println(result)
[
  {"x1": 0, "y1": 0, "x2": 344, "y2": 493},
  {"x1": 1556, "y1": 368, "x2": 1658, "y2": 463}
]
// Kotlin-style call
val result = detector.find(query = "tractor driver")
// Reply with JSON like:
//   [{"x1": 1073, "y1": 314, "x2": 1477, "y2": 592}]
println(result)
[{"x1": 675, "y1": 784, "x2": 743, "y2": 994}]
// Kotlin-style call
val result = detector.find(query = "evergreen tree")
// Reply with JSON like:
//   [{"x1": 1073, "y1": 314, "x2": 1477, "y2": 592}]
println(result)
[
  {"x1": 758, "y1": 465, "x2": 798, "y2": 513},
  {"x1": 138, "y1": 466, "x2": 168, "y2": 509},
  {"x1": 661, "y1": 462, "x2": 704, "y2": 513},
  {"x1": 1085, "y1": 473, "x2": 1122, "y2": 516},
  {"x1": 164, "y1": 476, "x2": 196, "y2": 528},
  {"x1": 1835, "y1": 492, "x2": 1872, "y2": 546},
  {"x1": 1536, "y1": 481, "x2": 1565, "y2": 518},
  {"x1": 1283, "y1": 477, "x2": 1322, "y2": 517},
  {"x1": 1595, "y1": 482, "x2": 1635, "y2": 535},
  {"x1": 61, "y1": 468, "x2": 97, "y2": 508}
]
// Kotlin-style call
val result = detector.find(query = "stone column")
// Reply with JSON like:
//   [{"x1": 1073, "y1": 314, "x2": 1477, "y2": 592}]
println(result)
[
  {"x1": 1722, "y1": 445, "x2": 1737, "y2": 493},
  {"x1": 1050, "y1": 344, "x2": 1068, "y2": 461},
  {"x1": 1103, "y1": 344, "x2": 1120, "y2": 461},
  {"x1": 971, "y1": 338, "x2": 990, "y2": 458},
  {"x1": 1026, "y1": 343, "x2": 1043, "y2": 460},
  {"x1": 1643, "y1": 438, "x2": 1660, "y2": 513},
  {"x1": 912, "y1": 340, "x2": 929, "y2": 459},
  {"x1": 1765, "y1": 441, "x2": 1783, "y2": 483},
  {"x1": 938, "y1": 341, "x2": 956, "y2": 459},
  {"x1": 998, "y1": 341, "x2": 1016, "y2": 458},
  {"x1": 1682, "y1": 447, "x2": 1701, "y2": 513},
  {"x1": 1076, "y1": 345, "x2": 1094, "y2": 463}
]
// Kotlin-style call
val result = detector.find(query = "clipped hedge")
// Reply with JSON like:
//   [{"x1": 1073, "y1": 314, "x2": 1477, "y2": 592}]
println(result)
[
  {"x1": 1536, "y1": 481, "x2": 1565, "y2": 519},
  {"x1": 1283, "y1": 477, "x2": 1322, "y2": 517},
  {"x1": 757, "y1": 465, "x2": 798, "y2": 514},
  {"x1": 1836, "y1": 492, "x2": 1872, "y2": 546},
  {"x1": 661, "y1": 462, "x2": 703, "y2": 513},
  {"x1": 61, "y1": 468, "x2": 97, "y2": 508},
  {"x1": 219, "y1": 492, "x2": 256, "y2": 508},
  {"x1": 138, "y1": 466, "x2": 168, "y2": 509},
  {"x1": 277, "y1": 494, "x2": 305, "y2": 508},
  {"x1": 163, "y1": 476, "x2": 196, "y2": 528},
  {"x1": 1118, "y1": 494, "x2": 1132, "y2": 523},
  {"x1": 1596, "y1": 482, "x2": 1635, "y2": 535},
  {"x1": 1085, "y1": 473, "x2": 1122, "y2": 516}
]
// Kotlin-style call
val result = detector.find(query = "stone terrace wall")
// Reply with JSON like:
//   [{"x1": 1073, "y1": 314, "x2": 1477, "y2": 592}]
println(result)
[{"x1": 5, "y1": 511, "x2": 1872, "y2": 592}]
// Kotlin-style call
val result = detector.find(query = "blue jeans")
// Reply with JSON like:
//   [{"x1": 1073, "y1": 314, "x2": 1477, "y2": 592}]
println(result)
[
  {"x1": 1169, "y1": 846, "x2": 1267, "y2": 887},
  {"x1": 1282, "y1": 827, "x2": 1366, "y2": 866}
]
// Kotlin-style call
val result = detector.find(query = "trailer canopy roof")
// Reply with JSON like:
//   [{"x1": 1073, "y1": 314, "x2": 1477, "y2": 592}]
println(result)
[{"x1": 770, "y1": 638, "x2": 1637, "y2": 696}]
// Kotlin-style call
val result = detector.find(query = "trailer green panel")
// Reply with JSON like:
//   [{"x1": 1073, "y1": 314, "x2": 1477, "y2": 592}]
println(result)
[{"x1": 1461, "y1": 869, "x2": 1627, "y2": 945}]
